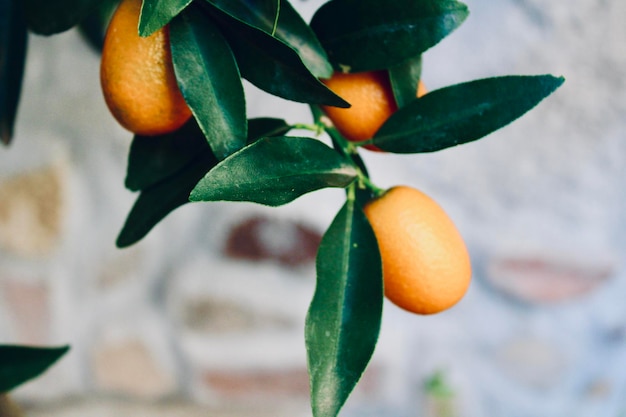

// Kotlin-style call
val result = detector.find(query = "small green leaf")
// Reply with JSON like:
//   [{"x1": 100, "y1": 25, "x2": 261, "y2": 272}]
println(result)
[
  {"x1": 0, "y1": 0, "x2": 28, "y2": 145},
  {"x1": 170, "y1": 6, "x2": 247, "y2": 160},
  {"x1": 117, "y1": 152, "x2": 217, "y2": 248},
  {"x1": 389, "y1": 55, "x2": 422, "y2": 109},
  {"x1": 22, "y1": 0, "x2": 99, "y2": 35},
  {"x1": 311, "y1": 0, "x2": 468, "y2": 72},
  {"x1": 0, "y1": 345, "x2": 69, "y2": 392},
  {"x1": 305, "y1": 199, "x2": 383, "y2": 417},
  {"x1": 125, "y1": 120, "x2": 210, "y2": 191},
  {"x1": 204, "y1": 0, "x2": 332, "y2": 78},
  {"x1": 207, "y1": 7, "x2": 348, "y2": 108},
  {"x1": 373, "y1": 75, "x2": 565, "y2": 153},
  {"x1": 190, "y1": 136, "x2": 357, "y2": 206},
  {"x1": 247, "y1": 117, "x2": 291, "y2": 143},
  {"x1": 139, "y1": 0, "x2": 192, "y2": 37}
]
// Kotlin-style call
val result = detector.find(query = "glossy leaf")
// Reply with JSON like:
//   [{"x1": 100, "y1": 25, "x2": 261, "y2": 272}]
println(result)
[
  {"x1": 204, "y1": 0, "x2": 332, "y2": 78},
  {"x1": 311, "y1": 0, "x2": 468, "y2": 72},
  {"x1": 0, "y1": 0, "x2": 27, "y2": 145},
  {"x1": 207, "y1": 7, "x2": 348, "y2": 108},
  {"x1": 170, "y1": 6, "x2": 247, "y2": 160},
  {"x1": 22, "y1": 0, "x2": 98, "y2": 35},
  {"x1": 247, "y1": 117, "x2": 291, "y2": 144},
  {"x1": 117, "y1": 152, "x2": 217, "y2": 248},
  {"x1": 0, "y1": 345, "x2": 69, "y2": 392},
  {"x1": 305, "y1": 199, "x2": 383, "y2": 417},
  {"x1": 125, "y1": 120, "x2": 210, "y2": 191},
  {"x1": 139, "y1": 0, "x2": 192, "y2": 37},
  {"x1": 373, "y1": 75, "x2": 565, "y2": 153},
  {"x1": 190, "y1": 136, "x2": 357, "y2": 206},
  {"x1": 389, "y1": 55, "x2": 422, "y2": 109}
]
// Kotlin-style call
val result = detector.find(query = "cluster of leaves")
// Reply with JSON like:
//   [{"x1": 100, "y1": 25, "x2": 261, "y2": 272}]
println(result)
[{"x1": 1, "y1": 0, "x2": 563, "y2": 415}]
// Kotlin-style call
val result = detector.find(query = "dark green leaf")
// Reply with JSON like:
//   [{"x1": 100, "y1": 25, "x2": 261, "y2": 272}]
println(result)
[
  {"x1": 0, "y1": 0, "x2": 27, "y2": 145},
  {"x1": 22, "y1": 0, "x2": 98, "y2": 35},
  {"x1": 204, "y1": 0, "x2": 332, "y2": 78},
  {"x1": 202, "y1": 4, "x2": 348, "y2": 108},
  {"x1": 305, "y1": 199, "x2": 383, "y2": 417},
  {"x1": 117, "y1": 152, "x2": 217, "y2": 248},
  {"x1": 311, "y1": 0, "x2": 468, "y2": 72},
  {"x1": 0, "y1": 345, "x2": 69, "y2": 392},
  {"x1": 189, "y1": 136, "x2": 357, "y2": 206},
  {"x1": 373, "y1": 75, "x2": 565, "y2": 153},
  {"x1": 389, "y1": 55, "x2": 422, "y2": 108},
  {"x1": 170, "y1": 6, "x2": 247, "y2": 160},
  {"x1": 247, "y1": 117, "x2": 291, "y2": 143},
  {"x1": 125, "y1": 120, "x2": 211, "y2": 191},
  {"x1": 77, "y1": 0, "x2": 119, "y2": 52},
  {"x1": 139, "y1": 0, "x2": 192, "y2": 37}
]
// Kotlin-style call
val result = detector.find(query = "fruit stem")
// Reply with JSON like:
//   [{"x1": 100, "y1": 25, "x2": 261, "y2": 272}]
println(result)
[
  {"x1": 347, "y1": 182, "x2": 356, "y2": 202},
  {"x1": 357, "y1": 170, "x2": 385, "y2": 197},
  {"x1": 291, "y1": 122, "x2": 325, "y2": 137}
]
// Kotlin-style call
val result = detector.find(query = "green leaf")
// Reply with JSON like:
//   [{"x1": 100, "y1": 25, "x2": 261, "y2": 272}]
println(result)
[
  {"x1": 22, "y1": 0, "x2": 99, "y2": 35},
  {"x1": 170, "y1": 6, "x2": 247, "y2": 160},
  {"x1": 247, "y1": 117, "x2": 291, "y2": 143},
  {"x1": 204, "y1": 0, "x2": 332, "y2": 78},
  {"x1": 305, "y1": 199, "x2": 383, "y2": 417},
  {"x1": 190, "y1": 136, "x2": 357, "y2": 206},
  {"x1": 77, "y1": 0, "x2": 119, "y2": 52},
  {"x1": 388, "y1": 55, "x2": 422, "y2": 109},
  {"x1": 373, "y1": 74, "x2": 565, "y2": 153},
  {"x1": 206, "y1": 6, "x2": 348, "y2": 108},
  {"x1": 117, "y1": 152, "x2": 217, "y2": 248},
  {"x1": 125, "y1": 120, "x2": 210, "y2": 192},
  {"x1": 124, "y1": 118, "x2": 285, "y2": 193},
  {"x1": 0, "y1": 345, "x2": 69, "y2": 392},
  {"x1": 0, "y1": 0, "x2": 28, "y2": 145},
  {"x1": 310, "y1": 0, "x2": 469, "y2": 72},
  {"x1": 139, "y1": 0, "x2": 192, "y2": 37}
]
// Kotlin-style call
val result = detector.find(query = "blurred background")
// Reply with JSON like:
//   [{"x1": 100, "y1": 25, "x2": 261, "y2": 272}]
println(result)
[{"x1": 1, "y1": 0, "x2": 626, "y2": 416}]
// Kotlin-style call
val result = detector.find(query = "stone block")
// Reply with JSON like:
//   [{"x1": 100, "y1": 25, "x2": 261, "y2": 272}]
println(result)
[
  {"x1": 485, "y1": 249, "x2": 615, "y2": 304},
  {"x1": 0, "y1": 162, "x2": 67, "y2": 258}
]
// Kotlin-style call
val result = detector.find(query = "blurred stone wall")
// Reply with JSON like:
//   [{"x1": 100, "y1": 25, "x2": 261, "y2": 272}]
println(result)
[{"x1": 1, "y1": 1, "x2": 626, "y2": 416}]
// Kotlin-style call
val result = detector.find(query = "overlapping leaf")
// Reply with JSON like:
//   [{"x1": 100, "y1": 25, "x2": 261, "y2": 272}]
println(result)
[
  {"x1": 373, "y1": 75, "x2": 565, "y2": 153},
  {"x1": 170, "y1": 6, "x2": 247, "y2": 160},
  {"x1": 206, "y1": 6, "x2": 348, "y2": 108},
  {"x1": 246, "y1": 117, "x2": 291, "y2": 144},
  {"x1": 190, "y1": 136, "x2": 357, "y2": 206},
  {"x1": 204, "y1": 0, "x2": 332, "y2": 78},
  {"x1": 125, "y1": 120, "x2": 210, "y2": 192},
  {"x1": 389, "y1": 55, "x2": 423, "y2": 109},
  {"x1": 22, "y1": 0, "x2": 98, "y2": 35},
  {"x1": 0, "y1": 345, "x2": 69, "y2": 392},
  {"x1": 139, "y1": 0, "x2": 192, "y2": 37},
  {"x1": 305, "y1": 199, "x2": 383, "y2": 417},
  {"x1": 117, "y1": 153, "x2": 216, "y2": 247},
  {"x1": 0, "y1": 0, "x2": 28, "y2": 145},
  {"x1": 311, "y1": 0, "x2": 468, "y2": 72},
  {"x1": 118, "y1": 118, "x2": 290, "y2": 247}
]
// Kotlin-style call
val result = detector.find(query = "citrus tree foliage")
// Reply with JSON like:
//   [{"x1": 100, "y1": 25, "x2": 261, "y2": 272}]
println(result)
[{"x1": 1, "y1": 0, "x2": 563, "y2": 414}]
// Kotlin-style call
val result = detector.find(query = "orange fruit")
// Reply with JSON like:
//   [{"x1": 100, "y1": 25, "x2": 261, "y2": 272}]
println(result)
[
  {"x1": 100, "y1": 0, "x2": 192, "y2": 136},
  {"x1": 363, "y1": 186, "x2": 471, "y2": 314},
  {"x1": 321, "y1": 71, "x2": 426, "y2": 146}
]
